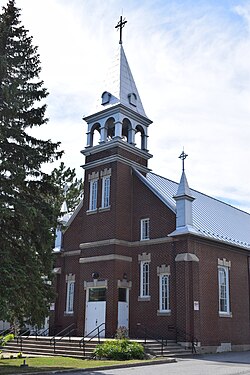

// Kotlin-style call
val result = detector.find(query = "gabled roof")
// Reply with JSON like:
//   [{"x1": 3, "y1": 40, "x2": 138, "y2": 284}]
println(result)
[
  {"x1": 94, "y1": 44, "x2": 148, "y2": 118},
  {"x1": 135, "y1": 169, "x2": 250, "y2": 250}
]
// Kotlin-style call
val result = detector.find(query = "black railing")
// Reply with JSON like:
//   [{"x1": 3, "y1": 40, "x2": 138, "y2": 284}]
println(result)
[
  {"x1": 136, "y1": 323, "x2": 198, "y2": 355},
  {"x1": 50, "y1": 323, "x2": 76, "y2": 354},
  {"x1": 0, "y1": 326, "x2": 15, "y2": 337},
  {"x1": 17, "y1": 328, "x2": 32, "y2": 352},
  {"x1": 34, "y1": 326, "x2": 50, "y2": 338},
  {"x1": 136, "y1": 324, "x2": 168, "y2": 356},
  {"x1": 176, "y1": 327, "x2": 198, "y2": 353},
  {"x1": 79, "y1": 323, "x2": 106, "y2": 357}
]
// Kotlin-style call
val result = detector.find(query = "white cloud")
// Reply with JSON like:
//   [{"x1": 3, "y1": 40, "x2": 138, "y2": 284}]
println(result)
[{"x1": 3, "y1": 0, "x2": 250, "y2": 213}]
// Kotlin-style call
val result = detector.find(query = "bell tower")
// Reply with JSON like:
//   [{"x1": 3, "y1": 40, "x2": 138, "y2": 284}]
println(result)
[{"x1": 81, "y1": 17, "x2": 153, "y2": 174}]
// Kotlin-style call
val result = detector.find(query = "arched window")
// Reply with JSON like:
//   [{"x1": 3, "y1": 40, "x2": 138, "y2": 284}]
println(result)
[
  {"x1": 140, "y1": 261, "x2": 150, "y2": 297},
  {"x1": 159, "y1": 275, "x2": 170, "y2": 312},
  {"x1": 218, "y1": 266, "x2": 230, "y2": 314},
  {"x1": 122, "y1": 118, "x2": 132, "y2": 143},
  {"x1": 105, "y1": 118, "x2": 115, "y2": 140},
  {"x1": 89, "y1": 123, "x2": 101, "y2": 147},
  {"x1": 135, "y1": 125, "x2": 146, "y2": 150}
]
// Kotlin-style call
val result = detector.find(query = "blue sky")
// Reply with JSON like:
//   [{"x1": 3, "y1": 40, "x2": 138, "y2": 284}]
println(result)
[{"x1": 2, "y1": 0, "x2": 250, "y2": 213}]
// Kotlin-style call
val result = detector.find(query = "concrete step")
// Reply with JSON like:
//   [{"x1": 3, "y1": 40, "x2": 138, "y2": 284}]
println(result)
[
  {"x1": 142, "y1": 340, "x2": 194, "y2": 357},
  {"x1": 3, "y1": 337, "x2": 99, "y2": 359},
  {"x1": 3, "y1": 336, "x2": 194, "y2": 359}
]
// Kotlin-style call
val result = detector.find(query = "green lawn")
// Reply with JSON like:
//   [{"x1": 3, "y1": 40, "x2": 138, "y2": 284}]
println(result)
[{"x1": 0, "y1": 356, "x2": 147, "y2": 374}]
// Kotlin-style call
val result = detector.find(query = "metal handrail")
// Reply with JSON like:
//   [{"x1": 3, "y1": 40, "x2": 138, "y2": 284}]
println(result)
[
  {"x1": 17, "y1": 329, "x2": 33, "y2": 352},
  {"x1": 176, "y1": 328, "x2": 198, "y2": 353},
  {"x1": 50, "y1": 323, "x2": 76, "y2": 354},
  {"x1": 136, "y1": 324, "x2": 167, "y2": 356},
  {"x1": 34, "y1": 327, "x2": 50, "y2": 339},
  {"x1": 79, "y1": 323, "x2": 106, "y2": 357},
  {"x1": 0, "y1": 326, "x2": 15, "y2": 337}
]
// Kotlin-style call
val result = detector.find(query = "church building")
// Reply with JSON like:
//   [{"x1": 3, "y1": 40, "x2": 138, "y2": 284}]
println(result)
[{"x1": 52, "y1": 18, "x2": 250, "y2": 353}]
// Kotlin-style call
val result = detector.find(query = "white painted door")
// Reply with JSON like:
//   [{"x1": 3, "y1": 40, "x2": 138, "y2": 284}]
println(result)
[
  {"x1": 85, "y1": 288, "x2": 106, "y2": 337},
  {"x1": 117, "y1": 288, "x2": 129, "y2": 330}
]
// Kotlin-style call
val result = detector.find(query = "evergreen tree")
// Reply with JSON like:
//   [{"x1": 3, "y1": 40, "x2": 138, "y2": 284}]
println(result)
[
  {"x1": 0, "y1": 1, "x2": 63, "y2": 327},
  {"x1": 51, "y1": 162, "x2": 83, "y2": 214}
]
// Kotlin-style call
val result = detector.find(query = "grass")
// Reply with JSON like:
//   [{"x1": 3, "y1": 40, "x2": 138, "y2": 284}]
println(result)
[{"x1": 0, "y1": 356, "x2": 147, "y2": 374}]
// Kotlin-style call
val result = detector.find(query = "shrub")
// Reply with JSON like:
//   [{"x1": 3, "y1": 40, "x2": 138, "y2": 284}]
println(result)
[
  {"x1": 115, "y1": 326, "x2": 128, "y2": 339},
  {"x1": 94, "y1": 339, "x2": 144, "y2": 360},
  {"x1": 0, "y1": 333, "x2": 14, "y2": 353}
]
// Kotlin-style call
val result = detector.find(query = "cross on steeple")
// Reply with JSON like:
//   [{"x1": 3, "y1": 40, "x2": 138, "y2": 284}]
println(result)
[
  {"x1": 115, "y1": 16, "x2": 127, "y2": 44},
  {"x1": 179, "y1": 149, "x2": 188, "y2": 172}
]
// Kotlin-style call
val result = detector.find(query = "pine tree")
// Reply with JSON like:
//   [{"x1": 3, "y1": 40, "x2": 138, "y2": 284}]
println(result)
[
  {"x1": 51, "y1": 162, "x2": 83, "y2": 214},
  {"x1": 0, "y1": 1, "x2": 63, "y2": 327}
]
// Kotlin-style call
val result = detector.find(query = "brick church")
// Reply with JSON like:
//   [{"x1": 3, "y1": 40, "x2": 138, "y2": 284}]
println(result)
[{"x1": 52, "y1": 20, "x2": 250, "y2": 353}]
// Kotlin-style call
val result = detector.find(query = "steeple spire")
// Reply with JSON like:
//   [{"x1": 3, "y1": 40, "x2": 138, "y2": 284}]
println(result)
[
  {"x1": 169, "y1": 151, "x2": 199, "y2": 237},
  {"x1": 83, "y1": 18, "x2": 152, "y2": 153}
]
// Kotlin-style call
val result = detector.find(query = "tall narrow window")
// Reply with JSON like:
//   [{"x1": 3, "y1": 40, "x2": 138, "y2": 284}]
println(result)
[
  {"x1": 89, "y1": 179, "x2": 98, "y2": 211},
  {"x1": 101, "y1": 176, "x2": 110, "y2": 208},
  {"x1": 140, "y1": 261, "x2": 150, "y2": 297},
  {"x1": 218, "y1": 266, "x2": 230, "y2": 315},
  {"x1": 159, "y1": 274, "x2": 170, "y2": 312},
  {"x1": 140, "y1": 218, "x2": 150, "y2": 240},
  {"x1": 65, "y1": 274, "x2": 75, "y2": 314}
]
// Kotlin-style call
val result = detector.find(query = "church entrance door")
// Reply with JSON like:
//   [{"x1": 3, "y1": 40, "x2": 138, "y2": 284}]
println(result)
[
  {"x1": 85, "y1": 287, "x2": 106, "y2": 337},
  {"x1": 117, "y1": 288, "x2": 129, "y2": 330}
]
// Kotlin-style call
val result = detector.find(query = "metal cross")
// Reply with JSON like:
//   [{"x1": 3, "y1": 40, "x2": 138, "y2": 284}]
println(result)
[
  {"x1": 115, "y1": 16, "x2": 127, "y2": 44},
  {"x1": 179, "y1": 150, "x2": 188, "y2": 172}
]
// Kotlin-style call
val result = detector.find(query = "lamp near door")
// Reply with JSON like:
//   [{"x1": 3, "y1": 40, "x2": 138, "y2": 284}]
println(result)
[
  {"x1": 123, "y1": 273, "x2": 128, "y2": 280},
  {"x1": 92, "y1": 272, "x2": 99, "y2": 280}
]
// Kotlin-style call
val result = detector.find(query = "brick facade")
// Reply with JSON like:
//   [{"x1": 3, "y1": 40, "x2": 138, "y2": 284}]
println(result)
[
  {"x1": 52, "y1": 148, "x2": 250, "y2": 352},
  {"x1": 52, "y1": 42, "x2": 250, "y2": 353}
]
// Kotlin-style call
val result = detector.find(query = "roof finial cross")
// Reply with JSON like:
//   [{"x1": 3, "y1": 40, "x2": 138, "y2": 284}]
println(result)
[
  {"x1": 179, "y1": 149, "x2": 188, "y2": 172},
  {"x1": 115, "y1": 16, "x2": 127, "y2": 44}
]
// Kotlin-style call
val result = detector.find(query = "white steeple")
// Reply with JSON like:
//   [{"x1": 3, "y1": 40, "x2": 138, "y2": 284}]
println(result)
[
  {"x1": 83, "y1": 17, "x2": 152, "y2": 153},
  {"x1": 169, "y1": 151, "x2": 199, "y2": 236},
  {"x1": 174, "y1": 170, "x2": 195, "y2": 229},
  {"x1": 94, "y1": 44, "x2": 148, "y2": 119}
]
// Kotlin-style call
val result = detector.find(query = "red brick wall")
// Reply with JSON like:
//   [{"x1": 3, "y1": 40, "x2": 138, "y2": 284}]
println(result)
[{"x1": 54, "y1": 149, "x2": 250, "y2": 349}]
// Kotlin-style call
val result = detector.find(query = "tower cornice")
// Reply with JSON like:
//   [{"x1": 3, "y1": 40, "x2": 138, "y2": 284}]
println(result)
[
  {"x1": 84, "y1": 103, "x2": 152, "y2": 127},
  {"x1": 81, "y1": 137, "x2": 153, "y2": 160}
]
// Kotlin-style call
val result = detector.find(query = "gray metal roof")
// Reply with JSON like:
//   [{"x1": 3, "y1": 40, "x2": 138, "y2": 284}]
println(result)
[{"x1": 136, "y1": 170, "x2": 250, "y2": 250}]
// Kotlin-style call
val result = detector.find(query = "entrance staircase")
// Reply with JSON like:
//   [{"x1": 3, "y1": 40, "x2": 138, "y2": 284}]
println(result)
[
  {"x1": 142, "y1": 339, "x2": 194, "y2": 357},
  {"x1": 2, "y1": 336, "x2": 98, "y2": 358},
  {"x1": 2, "y1": 336, "x2": 193, "y2": 359}
]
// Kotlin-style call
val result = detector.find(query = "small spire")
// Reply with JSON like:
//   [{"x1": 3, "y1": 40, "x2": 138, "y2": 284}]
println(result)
[
  {"x1": 115, "y1": 16, "x2": 127, "y2": 44},
  {"x1": 179, "y1": 149, "x2": 188, "y2": 172}
]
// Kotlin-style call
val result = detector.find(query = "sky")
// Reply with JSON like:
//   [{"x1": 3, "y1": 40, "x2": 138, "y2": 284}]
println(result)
[{"x1": 2, "y1": 0, "x2": 250, "y2": 213}]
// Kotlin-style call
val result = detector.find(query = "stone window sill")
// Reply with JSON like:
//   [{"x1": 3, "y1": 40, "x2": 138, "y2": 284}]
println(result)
[
  {"x1": 99, "y1": 206, "x2": 111, "y2": 212},
  {"x1": 157, "y1": 310, "x2": 171, "y2": 316},
  {"x1": 64, "y1": 311, "x2": 74, "y2": 316},
  {"x1": 138, "y1": 296, "x2": 151, "y2": 302},
  {"x1": 219, "y1": 312, "x2": 232, "y2": 318},
  {"x1": 86, "y1": 209, "x2": 98, "y2": 215}
]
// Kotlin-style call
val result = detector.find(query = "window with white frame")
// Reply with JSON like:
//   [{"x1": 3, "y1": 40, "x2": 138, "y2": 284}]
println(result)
[
  {"x1": 140, "y1": 218, "x2": 150, "y2": 240},
  {"x1": 89, "y1": 179, "x2": 98, "y2": 211},
  {"x1": 159, "y1": 274, "x2": 170, "y2": 312},
  {"x1": 140, "y1": 261, "x2": 150, "y2": 297},
  {"x1": 101, "y1": 176, "x2": 110, "y2": 208},
  {"x1": 65, "y1": 274, "x2": 75, "y2": 314},
  {"x1": 218, "y1": 266, "x2": 230, "y2": 315}
]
